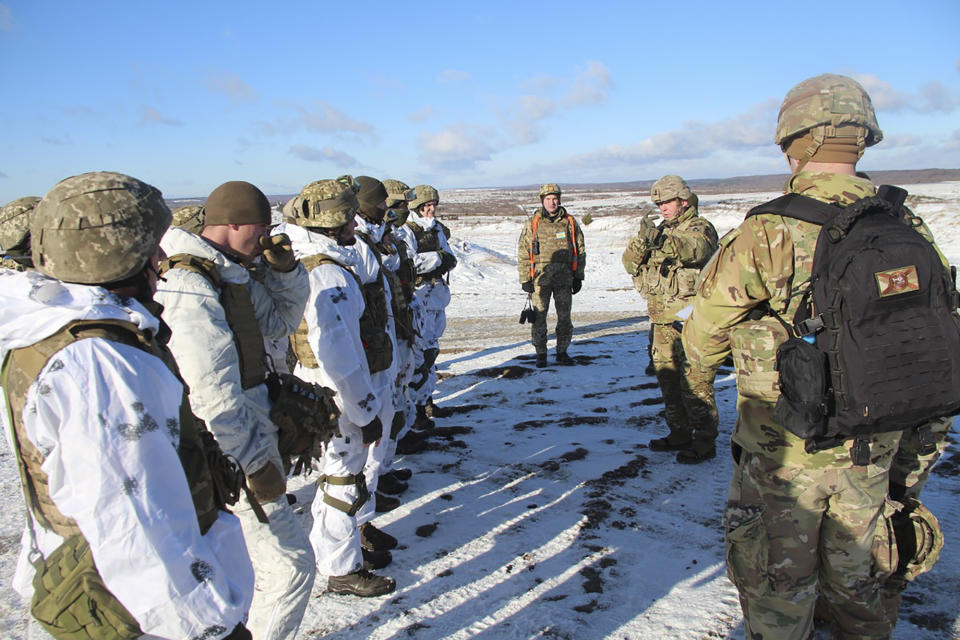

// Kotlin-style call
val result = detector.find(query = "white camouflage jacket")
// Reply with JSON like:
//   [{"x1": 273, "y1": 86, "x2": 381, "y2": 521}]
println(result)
[
  {"x1": 156, "y1": 227, "x2": 309, "y2": 474},
  {"x1": 0, "y1": 269, "x2": 254, "y2": 639}
]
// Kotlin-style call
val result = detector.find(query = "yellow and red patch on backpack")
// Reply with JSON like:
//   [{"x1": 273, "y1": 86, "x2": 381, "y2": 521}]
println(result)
[{"x1": 875, "y1": 265, "x2": 919, "y2": 297}]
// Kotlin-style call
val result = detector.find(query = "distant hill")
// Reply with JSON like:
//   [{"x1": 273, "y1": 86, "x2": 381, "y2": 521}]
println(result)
[{"x1": 165, "y1": 169, "x2": 960, "y2": 208}]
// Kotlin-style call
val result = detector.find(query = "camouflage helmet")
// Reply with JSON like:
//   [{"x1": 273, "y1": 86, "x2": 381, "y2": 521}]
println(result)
[
  {"x1": 651, "y1": 175, "x2": 694, "y2": 204},
  {"x1": 291, "y1": 178, "x2": 359, "y2": 229},
  {"x1": 408, "y1": 184, "x2": 439, "y2": 211},
  {"x1": 171, "y1": 205, "x2": 205, "y2": 234},
  {"x1": 775, "y1": 74, "x2": 883, "y2": 150},
  {"x1": 0, "y1": 196, "x2": 41, "y2": 251},
  {"x1": 382, "y1": 179, "x2": 411, "y2": 208},
  {"x1": 32, "y1": 171, "x2": 171, "y2": 284},
  {"x1": 538, "y1": 183, "x2": 561, "y2": 201}
]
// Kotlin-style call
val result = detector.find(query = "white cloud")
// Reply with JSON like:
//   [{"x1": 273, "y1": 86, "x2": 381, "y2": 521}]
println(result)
[
  {"x1": 289, "y1": 101, "x2": 374, "y2": 135},
  {"x1": 562, "y1": 61, "x2": 612, "y2": 107},
  {"x1": 437, "y1": 69, "x2": 470, "y2": 83},
  {"x1": 946, "y1": 130, "x2": 960, "y2": 150},
  {"x1": 0, "y1": 4, "x2": 14, "y2": 31},
  {"x1": 418, "y1": 123, "x2": 497, "y2": 171},
  {"x1": 289, "y1": 144, "x2": 359, "y2": 168},
  {"x1": 139, "y1": 105, "x2": 182, "y2": 127},
  {"x1": 407, "y1": 106, "x2": 436, "y2": 123},
  {"x1": 519, "y1": 74, "x2": 559, "y2": 93},
  {"x1": 854, "y1": 74, "x2": 959, "y2": 114},
  {"x1": 506, "y1": 95, "x2": 556, "y2": 145},
  {"x1": 204, "y1": 71, "x2": 258, "y2": 104}
]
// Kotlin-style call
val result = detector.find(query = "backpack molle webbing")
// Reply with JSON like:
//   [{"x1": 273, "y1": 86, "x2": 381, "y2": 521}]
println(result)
[
  {"x1": 747, "y1": 186, "x2": 960, "y2": 459},
  {"x1": 160, "y1": 253, "x2": 268, "y2": 390}
]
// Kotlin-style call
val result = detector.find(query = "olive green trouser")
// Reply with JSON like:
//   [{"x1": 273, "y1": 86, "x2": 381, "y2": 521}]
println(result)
[{"x1": 531, "y1": 278, "x2": 572, "y2": 355}]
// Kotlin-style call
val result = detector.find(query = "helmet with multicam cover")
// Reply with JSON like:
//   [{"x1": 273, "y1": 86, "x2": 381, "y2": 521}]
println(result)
[
  {"x1": 291, "y1": 178, "x2": 359, "y2": 229},
  {"x1": 408, "y1": 184, "x2": 439, "y2": 211},
  {"x1": 171, "y1": 205, "x2": 205, "y2": 234},
  {"x1": 775, "y1": 74, "x2": 883, "y2": 164},
  {"x1": 650, "y1": 175, "x2": 695, "y2": 205},
  {"x1": 32, "y1": 171, "x2": 171, "y2": 284},
  {"x1": 538, "y1": 183, "x2": 561, "y2": 201},
  {"x1": 0, "y1": 196, "x2": 41, "y2": 252},
  {"x1": 382, "y1": 179, "x2": 410, "y2": 208}
]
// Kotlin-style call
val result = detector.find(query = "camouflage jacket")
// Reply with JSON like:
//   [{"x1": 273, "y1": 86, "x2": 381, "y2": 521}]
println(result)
[
  {"x1": 682, "y1": 172, "x2": 911, "y2": 468},
  {"x1": 517, "y1": 206, "x2": 586, "y2": 285},
  {"x1": 622, "y1": 206, "x2": 717, "y2": 323}
]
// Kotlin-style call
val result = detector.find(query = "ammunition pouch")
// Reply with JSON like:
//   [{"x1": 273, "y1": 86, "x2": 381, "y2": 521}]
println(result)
[
  {"x1": 318, "y1": 473, "x2": 369, "y2": 516},
  {"x1": 773, "y1": 337, "x2": 830, "y2": 441},
  {"x1": 267, "y1": 372, "x2": 340, "y2": 476},
  {"x1": 31, "y1": 535, "x2": 142, "y2": 640}
]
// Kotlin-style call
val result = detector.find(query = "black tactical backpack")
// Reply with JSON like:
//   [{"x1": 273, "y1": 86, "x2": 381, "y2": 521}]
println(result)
[{"x1": 746, "y1": 186, "x2": 960, "y2": 462}]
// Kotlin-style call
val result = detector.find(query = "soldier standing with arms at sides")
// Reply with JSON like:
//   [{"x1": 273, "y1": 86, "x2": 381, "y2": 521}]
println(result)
[
  {"x1": 622, "y1": 176, "x2": 719, "y2": 462},
  {"x1": 0, "y1": 172, "x2": 253, "y2": 640},
  {"x1": 0, "y1": 196, "x2": 40, "y2": 271},
  {"x1": 683, "y1": 74, "x2": 953, "y2": 639},
  {"x1": 277, "y1": 178, "x2": 397, "y2": 597},
  {"x1": 517, "y1": 184, "x2": 586, "y2": 368},
  {"x1": 155, "y1": 180, "x2": 315, "y2": 640}
]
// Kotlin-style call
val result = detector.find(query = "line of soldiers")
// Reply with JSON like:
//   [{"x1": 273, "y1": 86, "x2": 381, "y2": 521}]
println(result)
[{"x1": 0, "y1": 174, "x2": 456, "y2": 639}]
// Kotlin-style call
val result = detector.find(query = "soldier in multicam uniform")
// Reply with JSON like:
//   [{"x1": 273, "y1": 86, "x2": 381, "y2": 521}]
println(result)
[
  {"x1": 517, "y1": 184, "x2": 586, "y2": 368},
  {"x1": 622, "y1": 176, "x2": 718, "y2": 462},
  {"x1": 682, "y1": 74, "x2": 927, "y2": 639},
  {"x1": 0, "y1": 196, "x2": 40, "y2": 271}
]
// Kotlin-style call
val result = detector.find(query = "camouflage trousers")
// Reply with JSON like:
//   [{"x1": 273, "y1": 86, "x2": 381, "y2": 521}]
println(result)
[
  {"x1": 531, "y1": 277, "x2": 573, "y2": 355},
  {"x1": 651, "y1": 322, "x2": 717, "y2": 450},
  {"x1": 725, "y1": 447, "x2": 895, "y2": 640}
]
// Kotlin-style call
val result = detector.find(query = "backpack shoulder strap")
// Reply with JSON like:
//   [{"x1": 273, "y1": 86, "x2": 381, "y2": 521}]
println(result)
[
  {"x1": 745, "y1": 193, "x2": 838, "y2": 226},
  {"x1": 160, "y1": 253, "x2": 223, "y2": 290}
]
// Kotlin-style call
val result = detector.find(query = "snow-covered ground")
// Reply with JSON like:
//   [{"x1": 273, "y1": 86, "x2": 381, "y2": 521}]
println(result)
[{"x1": 2, "y1": 183, "x2": 959, "y2": 639}]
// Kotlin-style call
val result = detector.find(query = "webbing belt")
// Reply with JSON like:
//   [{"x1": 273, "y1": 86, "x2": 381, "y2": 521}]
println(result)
[{"x1": 317, "y1": 473, "x2": 369, "y2": 516}]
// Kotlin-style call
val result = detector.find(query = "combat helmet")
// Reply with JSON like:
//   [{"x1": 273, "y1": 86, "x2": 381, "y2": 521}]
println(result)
[
  {"x1": 171, "y1": 205, "x2": 205, "y2": 234},
  {"x1": 775, "y1": 74, "x2": 883, "y2": 165},
  {"x1": 290, "y1": 178, "x2": 359, "y2": 229},
  {"x1": 1, "y1": 196, "x2": 41, "y2": 252},
  {"x1": 382, "y1": 179, "x2": 411, "y2": 224},
  {"x1": 651, "y1": 175, "x2": 695, "y2": 205},
  {"x1": 32, "y1": 171, "x2": 171, "y2": 284},
  {"x1": 408, "y1": 185, "x2": 439, "y2": 211},
  {"x1": 538, "y1": 183, "x2": 561, "y2": 201}
]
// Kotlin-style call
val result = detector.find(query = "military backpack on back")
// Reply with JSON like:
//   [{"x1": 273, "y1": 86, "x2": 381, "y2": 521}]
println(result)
[{"x1": 747, "y1": 185, "x2": 960, "y2": 461}]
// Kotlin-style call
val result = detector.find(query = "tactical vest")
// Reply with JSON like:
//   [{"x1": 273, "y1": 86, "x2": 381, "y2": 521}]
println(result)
[
  {"x1": 160, "y1": 254, "x2": 267, "y2": 389},
  {"x1": 1, "y1": 319, "x2": 229, "y2": 639},
  {"x1": 290, "y1": 253, "x2": 394, "y2": 374},
  {"x1": 1, "y1": 254, "x2": 31, "y2": 271},
  {"x1": 526, "y1": 211, "x2": 580, "y2": 280},
  {"x1": 633, "y1": 212, "x2": 714, "y2": 313},
  {"x1": 407, "y1": 220, "x2": 443, "y2": 253},
  {"x1": 359, "y1": 232, "x2": 416, "y2": 343}
]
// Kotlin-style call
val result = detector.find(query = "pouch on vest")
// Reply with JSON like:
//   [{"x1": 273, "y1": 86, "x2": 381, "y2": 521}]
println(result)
[
  {"x1": 267, "y1": 371, "x2": 341, "y2": 475},
  {"x1": 31, "y1": 534, "x2": 141, "y2": 640},
  {"x1": 773, "y1": 337, "x2": 830, "y2": 439}
]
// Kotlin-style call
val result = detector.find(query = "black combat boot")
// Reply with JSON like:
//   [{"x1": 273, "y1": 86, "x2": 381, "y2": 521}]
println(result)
[
  {"x1": 387, "y1": 468, "x2": 413, "y2": 482},
  {"x1": 361, "y1": 548, "x2": 392, "y2": 570},
  {"x1": 327, "y1": 569, "x2": 395, "y2": 597},
  {"x1": 536, "y1": 353, "x2": 547, "y2": 368},
  {"x1": 377, "y1": 472, "x2": 408, "y2": 495},
  {"x1": 360, "y1": 522, "x2": 398, "y2": 551},
  {"x1": 555, "y1": 351, "x2": 575, "y2": 365},
  {"x1": 425, "y1": 397, "x2": 453, "y2": 418},
  {"x1": 412, "y1": 404, "x2": 434, "y2": 431},
  {"x1": 375, "y1": 491, "x2": 401, "y2": 513}
]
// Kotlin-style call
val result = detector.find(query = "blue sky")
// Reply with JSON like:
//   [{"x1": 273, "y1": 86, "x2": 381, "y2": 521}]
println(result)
[{"x1": 1, "y1": 0, "x2": 959, "y2": 202}]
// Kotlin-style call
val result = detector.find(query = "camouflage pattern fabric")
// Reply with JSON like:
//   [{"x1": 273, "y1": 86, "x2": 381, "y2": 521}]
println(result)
[
  {"x1": 172, "y1": 205, "x2": 205, "y2": 234},
  {"x1": 32, "y1": 171, "x2": 171, "y2": 284},
  {"x1": 890, "y1": 416, "x2": 953, "y2": 501},
  {"x1": 292, "y1": 179, "x2": 358, "y2": 228},
  {"x1": 726, "y1": 447, "x2": 894, "y2": 639},
  {"x1": 0, "y1": 196, "x2": 40, "y2": 252},
  {"x1": 683, "y1": 171, "x2": 906, "y2": 639},
  {"x1": 530, "y1": 275, "x2": 573, "y2": 355},
  {"x1": 622, "y1": 204, "x2": 717, "y2": 323},
  {"x1": 516, "y1": 206, "x2": 586, "y2": 285},
  {"x1": 650, "y1": 322, "x2": 717, "y2": 450},
  {"x1": 408, "y1": 184, "x2": 439, "y2": 210},
  {"x1": 538, "y1": 183, "x2": 561, "y2": 200},
  {"x1": 774, "y1": 74, "x2": 882, "y2": 148},
  {"x1": 1, "y1": 256, "x2": 29, "y2": 271},
  {"x1": 650, "y1": 175, "x2": 695, "y2": 206}
]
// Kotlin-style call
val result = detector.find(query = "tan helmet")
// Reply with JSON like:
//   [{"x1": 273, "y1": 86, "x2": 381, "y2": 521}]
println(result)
[
  {"x1": 0, "y1": 196, "x2": 41, "y2": 252},
  {"x1": 651, "y1": 175, "x2": 694, "y2": 204},
  {"x1": 171, "y1": 205, "x2": 205, "y2": 234},
  {"x1": 32, "y1": 171, "x2": 171, "y2": 284},
  {"x1": 408, "y1": 184, "x2": 439, "y2": 211},
  {"x1": 775, "y1": 74, "x2": 883, "y2": 157},
  {"x1": 291, "y1": 178, "x2": 359, "y2": 229},
  {"x1": 382, "y1": 179, "x2": 411, "y2": 208},
  {"x1": 538, "y1": 183, "x2": 561, "y2": 201}
]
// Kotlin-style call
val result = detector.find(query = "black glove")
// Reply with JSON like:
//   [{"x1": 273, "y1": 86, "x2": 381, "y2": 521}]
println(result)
[
  {"x1": 223, "y1": 623, "x2": 252, "y2": 640},
  {"x1": 571, "y1": 279, "x2": 582, "y2": 294},
  {"x1": 521, "y1": 281, "x2": 534, "y2": 293},
  {"x1": 438, "y1": 250, "x2": 457, "y2": 273},
  {"x1": 360, "y1": 416, "x2": 383, "y2": 445}
]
